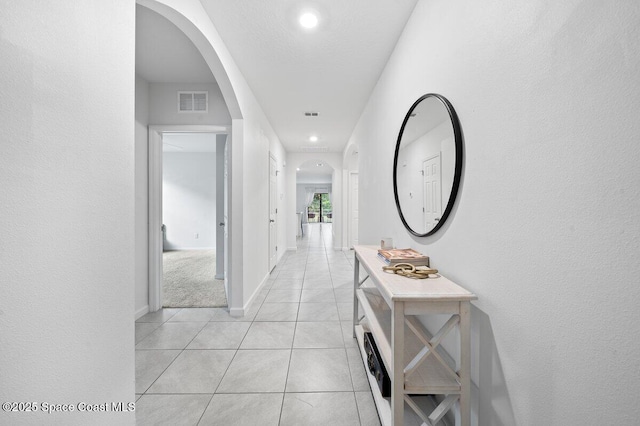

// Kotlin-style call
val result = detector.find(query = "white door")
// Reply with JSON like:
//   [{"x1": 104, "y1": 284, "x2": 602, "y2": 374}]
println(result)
[
  {"x1": 269, "y1": 155, "x2": 278, "y2": 270},
  {"x1": 423, "y1": 154, "x2": 442, "y2": 231},
  {"x1": 349, "y1": 172, "x2": 359, "y2": 248}
]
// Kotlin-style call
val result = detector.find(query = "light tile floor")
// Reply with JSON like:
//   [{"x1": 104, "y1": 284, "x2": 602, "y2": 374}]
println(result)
[{"x1": 135, "y1": 223, "x2": 381, "y2": 425}]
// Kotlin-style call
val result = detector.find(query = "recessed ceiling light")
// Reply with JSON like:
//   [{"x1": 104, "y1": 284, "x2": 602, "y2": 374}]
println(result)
[
  {"x1": 309, "y1": 135, "x2": 318, "y2": 142},
  {"x1": 299, "y1": 12, "x2": 318, "y2": 29},
  {"x1": 296, "y1": 168, "x2": 300, "y2": 171}
]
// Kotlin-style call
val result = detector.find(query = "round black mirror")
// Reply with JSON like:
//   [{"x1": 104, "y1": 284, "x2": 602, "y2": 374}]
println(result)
[{"x1": 393, "y1": 94, "x2": 463, "y2": 237}]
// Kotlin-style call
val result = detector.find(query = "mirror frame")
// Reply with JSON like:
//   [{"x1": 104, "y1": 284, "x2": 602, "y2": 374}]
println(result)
[{"x1": 393, "y1": 93, "x2": 463, "y2": 237}]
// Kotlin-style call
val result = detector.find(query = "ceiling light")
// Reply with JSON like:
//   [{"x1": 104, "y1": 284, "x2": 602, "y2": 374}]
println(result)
[
  {"x1": 299, "y1": 12, "x2": 318, "y2": 29},
  {"x1": 309, "y1": 135, "x2": 318, "y2": 142},
  {"x1": 296, "y1": 168, "x2": 300, "y2": 171}
]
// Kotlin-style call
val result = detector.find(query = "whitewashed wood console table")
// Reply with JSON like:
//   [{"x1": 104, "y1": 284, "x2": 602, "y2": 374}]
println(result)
[{"x1": 353, "y1": 245, "x2": 477, "y2": 426}]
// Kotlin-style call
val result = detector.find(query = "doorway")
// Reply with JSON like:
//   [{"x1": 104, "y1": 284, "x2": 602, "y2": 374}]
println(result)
[
  {"x1": 349, "y1": 172, "x2": 358, "y2": 248},
  {"x1": 148, "y1": 125, "x2": 230, "y2": 311},
  {"x1": 269, "y1": 154, "x2": 278, "y2": 271},
  {"x1": 307, "y1": 193, "x2": 332, "y2": 223}
]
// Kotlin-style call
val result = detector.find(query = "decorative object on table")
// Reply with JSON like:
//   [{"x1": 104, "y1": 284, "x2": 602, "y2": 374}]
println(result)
[
  {"x1": 382, "y1": 263, "x2": 438, "y2": 279},
  {"x1": 380, "y1": 237, "x2": 394, "y2": 249},
  {"x1": 377, "y1": 247, "x2": 429, "y2": 266}
]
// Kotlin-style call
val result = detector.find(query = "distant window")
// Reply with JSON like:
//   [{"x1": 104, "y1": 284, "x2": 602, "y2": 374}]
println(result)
[{"x1": 178, "y1": 91, "x2": 208, "y2": 113}]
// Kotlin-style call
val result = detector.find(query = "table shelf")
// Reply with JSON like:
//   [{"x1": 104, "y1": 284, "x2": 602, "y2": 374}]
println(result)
[
  {"x1": 353, "y1": 245, "x2": 476, "y2": 426},
  {"x1": 356, "y1": 288, "x2": 461, "y2": 394}
]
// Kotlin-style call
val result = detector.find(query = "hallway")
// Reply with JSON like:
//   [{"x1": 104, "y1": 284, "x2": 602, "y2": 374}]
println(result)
[{"x1": 134, "y1": 223, "x2": 381, "y2": 425}]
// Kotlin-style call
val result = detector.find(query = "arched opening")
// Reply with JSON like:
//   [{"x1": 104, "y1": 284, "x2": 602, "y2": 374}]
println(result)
[
  {"x1": 135, "y1": 0, "x2": 245, "y2": 315},
  {"x1": 295, "y1": 159, "x2": 335, "y2": 239}
]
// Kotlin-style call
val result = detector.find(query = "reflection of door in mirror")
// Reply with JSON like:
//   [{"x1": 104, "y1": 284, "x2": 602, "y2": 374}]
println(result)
[{"x1": 423, "y1": 154, "x2": 441, "y2": 231}]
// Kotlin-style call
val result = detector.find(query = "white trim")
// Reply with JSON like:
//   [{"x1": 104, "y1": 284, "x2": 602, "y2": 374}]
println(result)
[
  {"x1": 148, "y1": 124, "x2": 230, "y2": 313},
  {"x1": 135, "y1": 305, "x2": 150, "y2": 320},
  {"x1": 164, "y1": 247, "x2": 216, "y2": 250},
  {"x1": 230, "y1": 271, "x2": 271, "y2": 318},
  {"x1": 268, "y1": 152, "x2": 278, "y2": 272},
  {"x1": 148, "y1": 128, "x2": 163, "y2": 312},
  {"x1": 229, "y1": 307, "x2": 244, "y2": 317}
]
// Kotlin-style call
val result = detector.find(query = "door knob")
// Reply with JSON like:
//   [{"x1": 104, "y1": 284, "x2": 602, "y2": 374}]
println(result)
[
  {"x1": 219, "y1": 222, "x2": 225, "y2": 226},
  {"x1": 270, "y1": 219, "x2": 275, "y2": 223}
]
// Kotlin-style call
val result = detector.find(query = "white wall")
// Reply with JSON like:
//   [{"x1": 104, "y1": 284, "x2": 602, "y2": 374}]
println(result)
[
  {"x1": 149, "y1": 82, "x2": 231, "y2": 125},
  {"x1": 0, "y1": 1, "x2": 135, "y2": 425},
  {"x1": 349, "y1": 1, "x2": 640, "y2": 424},
  {"x1": 163, "y1": 152, "x2": 216, "y2": 249},
  {"x1": 135, "y1": 74, "x2": 150, "y2": 318}
]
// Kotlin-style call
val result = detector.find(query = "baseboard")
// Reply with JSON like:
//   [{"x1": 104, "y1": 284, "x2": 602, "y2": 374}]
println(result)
[
  {"x1": 228, "y1": 271, "x2": 271, "y2": 318},
  {"x1": 277, "y1": 249, "x2": 286, "y2": 264},
  {"x1": 245, "y1": 272, "x2": 270, "y2": 310},
  {"x1": 215, "y1": 274, "x2": 224, "y2": 280},
  {"x1": 135, "y1": 305, "x2": 150, "y2": 320},
  {"x1": 228, "y1": 307, "x2": 244, "y2": 317}
]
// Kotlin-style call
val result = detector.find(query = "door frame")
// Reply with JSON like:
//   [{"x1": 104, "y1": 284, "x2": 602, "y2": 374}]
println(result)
[
  {"x1": 148, "y1": 124, "x2": 230, "y2": 312},
  {"x1": 268, "y1": 153, "x2": 278, "y2": 271},
  {"x1": 348, "y1": 172, "x2": 359, "y2": 248}
]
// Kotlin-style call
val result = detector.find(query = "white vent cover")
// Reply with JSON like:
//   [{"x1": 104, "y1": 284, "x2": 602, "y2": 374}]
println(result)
[{"x1": 178, "y1": 91, "x2": 208, "y2": 113}]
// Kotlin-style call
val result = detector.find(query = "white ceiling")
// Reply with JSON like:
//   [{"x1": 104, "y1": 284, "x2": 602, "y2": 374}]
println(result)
[
  {"x1": 296, "y1": 159, "x2": 333, "y2": 184},
  {"x1": 136, "y1": 1, "x2": 418, "y2": 153}
]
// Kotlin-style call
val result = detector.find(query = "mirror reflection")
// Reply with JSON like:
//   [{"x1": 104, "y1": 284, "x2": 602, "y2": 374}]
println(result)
[{"x1": 393, "y1": 94, "x2": 462, "y2": 236}]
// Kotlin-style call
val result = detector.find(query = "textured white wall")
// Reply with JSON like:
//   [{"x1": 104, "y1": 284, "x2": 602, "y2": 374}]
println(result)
[
  {"x1": 0, "y1": 1, "x2": 135, "y2": 425},
  {"x1": 135, "y1": 74, "x2": 150, "y2": 318},
  {"x1": 163, "y1": 152, "x2": 216, "y2": 249},
  {"x1": 349, "y1": 0, "x2": 640, "y2": 424}
]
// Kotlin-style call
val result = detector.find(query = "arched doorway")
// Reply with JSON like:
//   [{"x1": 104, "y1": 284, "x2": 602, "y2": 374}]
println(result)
[{"x1": 137, "y1": 0, "x2": 245, "y2": 313}]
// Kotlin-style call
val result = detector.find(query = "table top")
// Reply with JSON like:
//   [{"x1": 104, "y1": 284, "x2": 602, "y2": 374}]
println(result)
[{"x1": 354, "y1": 245, "x2": 477, "y2": 303}]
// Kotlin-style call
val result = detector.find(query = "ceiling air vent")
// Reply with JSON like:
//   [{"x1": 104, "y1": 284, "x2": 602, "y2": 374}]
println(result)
[
  {"x1": 301, "y1": 146, "x2": 329, "y2": 153},
  {"x1": 178, "y1": 91, "x2": 208, "y2": 113},
  {"x1": 304, "y1": 112, "x2": 319, "y2": 117}
]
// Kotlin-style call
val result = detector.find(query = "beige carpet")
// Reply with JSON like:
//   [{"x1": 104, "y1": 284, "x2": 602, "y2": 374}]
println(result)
[{"x1": 162, "y1": 249, "x2": 227, "y2": 308}]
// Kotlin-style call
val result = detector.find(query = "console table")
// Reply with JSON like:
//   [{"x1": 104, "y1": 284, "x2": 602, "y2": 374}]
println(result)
[{"x1": 352, "y1": 245, "x2": 477, "y2": 425}]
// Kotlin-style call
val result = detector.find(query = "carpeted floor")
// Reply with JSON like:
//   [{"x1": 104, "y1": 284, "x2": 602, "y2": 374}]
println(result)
[{"x1": 162, "y1": 249, "x2": 227, "y2": 308}]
